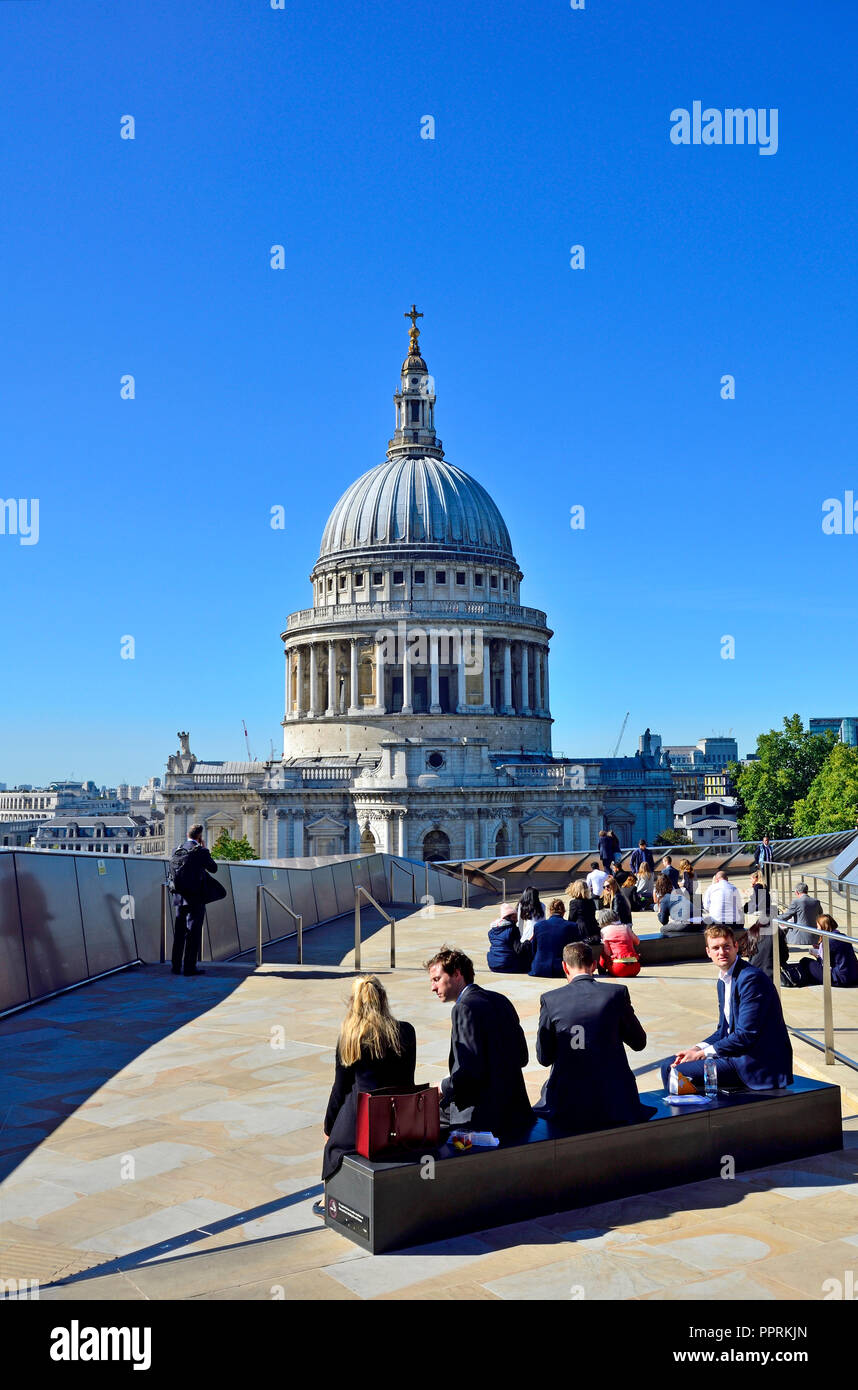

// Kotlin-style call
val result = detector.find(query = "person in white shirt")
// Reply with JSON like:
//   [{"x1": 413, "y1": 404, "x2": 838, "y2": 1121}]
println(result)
[
  {"x1": 586, "y1": 861, "x2": 609, "y2": 904},
  {"x1": 702, "y1": 871, "x2": 744, "y2": 926}
]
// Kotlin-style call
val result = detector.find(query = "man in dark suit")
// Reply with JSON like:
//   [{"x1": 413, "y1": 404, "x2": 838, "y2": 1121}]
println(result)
[
  {"x1": 170, "y1": 823, "x2": 220, "y2": 977},
  {"x1": 661, "y1": 925, "x2": 793, "y2": 1091},
  {"x1": 659, "y1": 856, "x2": 681, "y2": 890},
  {"x1": 534, "y1": 942, "x2": 653, "y2": 1131},
  {"x1": 426, "y1": 946, "x2": 533, "y2": 1135},
  {"x1": 598, "y1": 829, "x2": 614, "y2": 873}
]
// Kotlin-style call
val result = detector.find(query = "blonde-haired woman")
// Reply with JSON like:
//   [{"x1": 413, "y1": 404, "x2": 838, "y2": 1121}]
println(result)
[{"x1": 320, "y1": 976, "x2": 416, "y2": 1193}]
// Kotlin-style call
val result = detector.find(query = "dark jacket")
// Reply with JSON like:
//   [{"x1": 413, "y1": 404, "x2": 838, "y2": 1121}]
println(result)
[
  {"x1": 172, "y1": 840, "x2": 220, "y2": 904},
  {"x1": 607, "y1": 888, "x2": 632, "y2": 926},
  {"x1": 704, "y1": 956, "x2": 793, "y2": 1089},
  {"x1": 442, "y1": 984, "x2": 533, "y2": 1135},
  {"x1": 630, "y1": 847, "x2": 655, "y2": 874},
  {"x1": 322, "y1": 1021, "x2": 417, "y2": 1180},
  {"x1": 598, "y1": 833, "x2": 613, "y2": 867},
  {"x1": 746, "y1": 925, "x2": 789, "y2": 981},
  {"x1": 534, "y1": 975, "x2": 652, "y2": 1131},
  {"x1": 566, "y1": 897, "x2": 598, "y2": 944},
  {"x1": 781, "y1": 894, "x2": 822, "y2": 946},
  {"x1": 529, "y1": 915, "x2": 578, "y2": 978},
  {"x1": 745, "y1": 881, "x2": 772, "y2": 923},
  {"x1": 807, "y1": 931, "x2": 858, "y2": 987},
  {"x1": 487, "y1": 919, "x2": 532, "y2": 973},
  {"x1": 660, "y1": 864, "x2": 681, "y2": 890}
]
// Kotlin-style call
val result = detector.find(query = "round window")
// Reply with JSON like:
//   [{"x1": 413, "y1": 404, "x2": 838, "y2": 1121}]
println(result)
[{"x1": 427, "y1": 752, "x2": 445, "y2": 770}]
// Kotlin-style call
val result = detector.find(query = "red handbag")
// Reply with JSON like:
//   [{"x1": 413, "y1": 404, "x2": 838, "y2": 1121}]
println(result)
[{"x1": 355, "y1": 1085, "x2": 441, "y2": 1159}]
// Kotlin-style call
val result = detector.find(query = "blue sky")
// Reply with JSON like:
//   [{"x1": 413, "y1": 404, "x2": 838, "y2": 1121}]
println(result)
[{"x1": 1, "y1": 0, "x2": 856, "y2": 786}]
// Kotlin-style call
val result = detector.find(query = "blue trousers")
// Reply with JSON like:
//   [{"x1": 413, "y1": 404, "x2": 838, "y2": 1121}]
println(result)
[{"x1": 660, "y1": 1057, "x2": 743, "y2": 1092}]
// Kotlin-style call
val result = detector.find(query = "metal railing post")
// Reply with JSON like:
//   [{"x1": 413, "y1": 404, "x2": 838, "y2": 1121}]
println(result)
[
  {"x1": 847, "y1": 884, "x2": 853, "y2": 939},
  {"x1": 256, "y1": 884, "x2": 263, "y2": 967},
  {"x1": 828, "y1": 880, "x2": 834, "y2": 917},
  {"x1": 461, "y1": 864, "x2": 467, "y2": 909},
  {"x1": 822, "y1": 933, "x2": 834, "y2": 1065},
  {"x1": 772, "y1": 919, "x2": 781, "y2": 1000},
  {"x1": 425, "y1": 861, "x2": 429, "y2": 903},
  {"x1": 160, "y1": 882, "x2": 169, "y2": 963},
  {"x1": 355, "y1": 893, "x2": 362, "y2": 971}
]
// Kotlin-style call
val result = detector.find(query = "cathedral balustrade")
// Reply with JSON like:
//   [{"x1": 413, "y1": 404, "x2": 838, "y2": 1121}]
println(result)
[{"x1": 285, "y1": 598, "x2": 547, "y2": 632}]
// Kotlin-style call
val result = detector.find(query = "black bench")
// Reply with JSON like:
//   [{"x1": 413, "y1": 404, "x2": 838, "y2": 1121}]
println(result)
[
  {"x1": 324, "y1": 1076, "x2": 842, "y2": 1253},
  {"x1": 637, "y1": 930, "x2": 706, "y2": 964}
]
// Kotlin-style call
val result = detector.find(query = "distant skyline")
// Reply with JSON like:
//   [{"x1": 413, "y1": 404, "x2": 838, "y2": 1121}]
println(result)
[{"x1": 2, "y1": 2, "x2": 856, "y2": 787}]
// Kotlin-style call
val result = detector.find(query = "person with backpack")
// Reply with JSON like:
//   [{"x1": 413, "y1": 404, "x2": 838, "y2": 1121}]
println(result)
[{"x1": 168, "y1": 823, "x2": 222, "y2": 976}]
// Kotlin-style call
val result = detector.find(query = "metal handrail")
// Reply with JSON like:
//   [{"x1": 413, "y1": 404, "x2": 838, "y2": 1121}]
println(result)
[
  {"x1": 354, "y1": 885, "x2": 395, "y2": 970},
  {"x1": 769, "y1": 917, "x2": 857, "y2": 1067},
  {"x1": 388, "y1": 860, "x2": 417, "y2": 905},
  {"x1": 256, "y1": 883, "x2": 303, "y2": 966}
]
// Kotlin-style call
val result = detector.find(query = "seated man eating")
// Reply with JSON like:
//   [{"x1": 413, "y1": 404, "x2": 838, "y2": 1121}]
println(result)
[{"x1": 661, "y1": 925, "x2": 793, "y2": 1093}]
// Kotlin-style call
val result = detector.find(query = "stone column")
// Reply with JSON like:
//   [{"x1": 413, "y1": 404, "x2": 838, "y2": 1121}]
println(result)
[
  {"x1": 309, "y1": 643, "x2": 319, "y2": 715},
  {"x1": 520, "y1": 643, "x2": 531, "y2": 715},
  {"x1": 464, "y1": 814, "x2": 475, "y2": 858},
  {"x1": 401, "y1": 625, "x2": 413, "y2": 714},
  {"x1": 292, "y1": 810, "x2": 304, "y2": 858},
  {"x1": 397, "y1": 811, "x2": 406, "y2": 856},
  {"x1": 276, "y1": 809, "x2": 289, "y2": 857},
  {"x1": 534, "y1": 648, "x2": 543, "y2": 714},
  {"x1": 326, "y1": 640, "x2": 336, "y2": 716},
  {"x1": 375, "y1": 638, "x2": 386, "y2": 713},
  {"x1": 503, "y1": 641, "x2": 512, "y2": 714},
  {"x1": 348, "y1": 638, "x2": 359, "y2": 715},
  {"x1": 295, "y1": 647, "x2": 305, "y2": 716},
  {"x1": 481, "y1": 636, "x2": 491, "y2": 709},
  {"x1": 562, "y1": 806, "x2": 575, "y2": 850},
  {"x1": 429, "y1": 631, "x2": 441, "y2": 713},
  {"x1": 544, "y1": 646, "x2": 551, "y2": 716},
  {"x1": 456, "y1": 639, "x2": 466, "y2": 713},
  {"x1": 348, "y1": 816, "x2": 360, "y2": 852}
]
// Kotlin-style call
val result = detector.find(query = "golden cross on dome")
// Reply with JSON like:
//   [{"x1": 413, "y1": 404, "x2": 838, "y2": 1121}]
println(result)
[{"x1": 404, "y1": 303, "x2": 423, "y2": 353}]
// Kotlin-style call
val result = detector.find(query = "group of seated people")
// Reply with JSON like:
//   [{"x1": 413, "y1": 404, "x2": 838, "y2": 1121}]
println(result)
[
  {"x1": 487, "y1": 886, "x2": 641, "y2": 979},
  {"x1": 484, "y1": 870, "x2": 858, "y2": 990},
  {"x1": 320, "y1": 919, "x2": 801, "y2": 1191}
]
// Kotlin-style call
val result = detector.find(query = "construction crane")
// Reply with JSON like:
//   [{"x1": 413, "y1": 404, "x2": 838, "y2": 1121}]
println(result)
[
  {"x1": 611, "y1": 711, "x2": 630, "y2": 759},
  {"x1": 242, "y1": 720, "x2": 256, "y2": 762}
]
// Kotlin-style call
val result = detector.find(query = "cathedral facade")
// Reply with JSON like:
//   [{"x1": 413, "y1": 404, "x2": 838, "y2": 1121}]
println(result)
[{"x1": 163, "y1": 313, "x2": 673, "y2": 862}]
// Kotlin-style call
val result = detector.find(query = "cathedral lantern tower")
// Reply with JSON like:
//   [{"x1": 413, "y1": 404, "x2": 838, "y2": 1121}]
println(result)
[{"x1": 280, "y1": 310, "x2": 553, "y2": 757}]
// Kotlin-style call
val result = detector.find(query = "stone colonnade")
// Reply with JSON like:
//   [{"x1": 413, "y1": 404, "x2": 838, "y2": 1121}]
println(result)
[{"x1": 284, "y1": 633, "x2": 550, "y2": 718}]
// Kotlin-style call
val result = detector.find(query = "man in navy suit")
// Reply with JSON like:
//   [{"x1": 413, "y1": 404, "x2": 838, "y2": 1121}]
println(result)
[
  {"x1": 534, "y1": 941, "x2": 654, "y2": 1131},
  {"x1": 426, "y1": 946, "x2": 534, "y2": 1136},
  {"x1": 661, "y1": 925, "x2": 793, "y2": 1091}
]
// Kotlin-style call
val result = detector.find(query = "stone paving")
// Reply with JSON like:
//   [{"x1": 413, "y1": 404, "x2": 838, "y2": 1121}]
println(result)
[{"x1": 2, "y1": 868, "x2": 858, "y2": 1301}]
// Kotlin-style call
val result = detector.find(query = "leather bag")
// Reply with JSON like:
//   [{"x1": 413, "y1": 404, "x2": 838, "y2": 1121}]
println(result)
[{"x1": 355, "y1": 1084, "x2": 441, "y2": 1159}]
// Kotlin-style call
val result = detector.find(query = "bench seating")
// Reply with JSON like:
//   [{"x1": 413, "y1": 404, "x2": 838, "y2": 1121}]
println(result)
[
  {"x1": 324, "y1": 1076, "x2": 842, "y2": 1253},
  {"x1": 637, "y1": 930, "x2": 706, "y2": 964}
]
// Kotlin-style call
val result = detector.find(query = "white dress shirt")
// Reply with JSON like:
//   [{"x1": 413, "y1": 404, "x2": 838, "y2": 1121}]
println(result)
[{"x1": 699, "y1": 957, "x2": 739, "y2": 1057}]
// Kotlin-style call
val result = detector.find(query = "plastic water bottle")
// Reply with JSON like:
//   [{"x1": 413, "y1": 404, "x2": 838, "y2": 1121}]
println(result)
[{"x1": 704, "y1": 1058, "x2": 718, "y2": 1098}]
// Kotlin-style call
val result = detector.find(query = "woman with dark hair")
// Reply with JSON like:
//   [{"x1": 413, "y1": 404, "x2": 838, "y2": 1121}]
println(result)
[
  {"x1": 516, "y1": 885, "x2": 546, "y2": 943},
  {"x1": 319, "y1": 976, "x2": 416, "y2": 1201},
  {"x1": 678, "y1": 860, "x2": 696, "y2": 902}
]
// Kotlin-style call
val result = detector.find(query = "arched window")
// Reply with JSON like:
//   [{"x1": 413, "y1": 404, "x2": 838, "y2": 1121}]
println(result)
[
  {"x1": 359, "y1": 827, "x2": 376, "y2": 854},
  {"x1": 422, "y1": 829, "x2": 450, "y2": 863},
  {"x1": 494, "y1": 826, "x2": 509, "y2": 857}
]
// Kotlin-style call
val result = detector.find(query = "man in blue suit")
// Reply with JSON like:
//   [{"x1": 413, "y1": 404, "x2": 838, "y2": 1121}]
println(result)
[{"x1": 661, "y1": 925, "x2": 793, "y2": 1091}]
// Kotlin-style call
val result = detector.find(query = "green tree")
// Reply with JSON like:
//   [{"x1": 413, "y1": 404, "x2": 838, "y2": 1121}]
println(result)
[
  {"x1": 655, "y1": 827, "x2": 692, "y2": 846},
  {"x1": 211, "y1": 830, "x2": 258, "y2": 861},
  {"x1": 734, "y1": 714, "x2": 836, "y2": 840},
  {"x1": 793, "y1": 742, "x2": 858, "y2": 834}
]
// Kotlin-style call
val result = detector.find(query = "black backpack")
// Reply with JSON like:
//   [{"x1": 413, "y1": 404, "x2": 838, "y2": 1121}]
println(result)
[{"x1": 168, "y1": 843, "x2": 197, "y2": 897}]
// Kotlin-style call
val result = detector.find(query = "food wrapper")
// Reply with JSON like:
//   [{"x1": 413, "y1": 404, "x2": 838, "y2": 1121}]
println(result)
[{"x1": 668, "y1": 1066, "x2": 697, "y2": 1096}]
